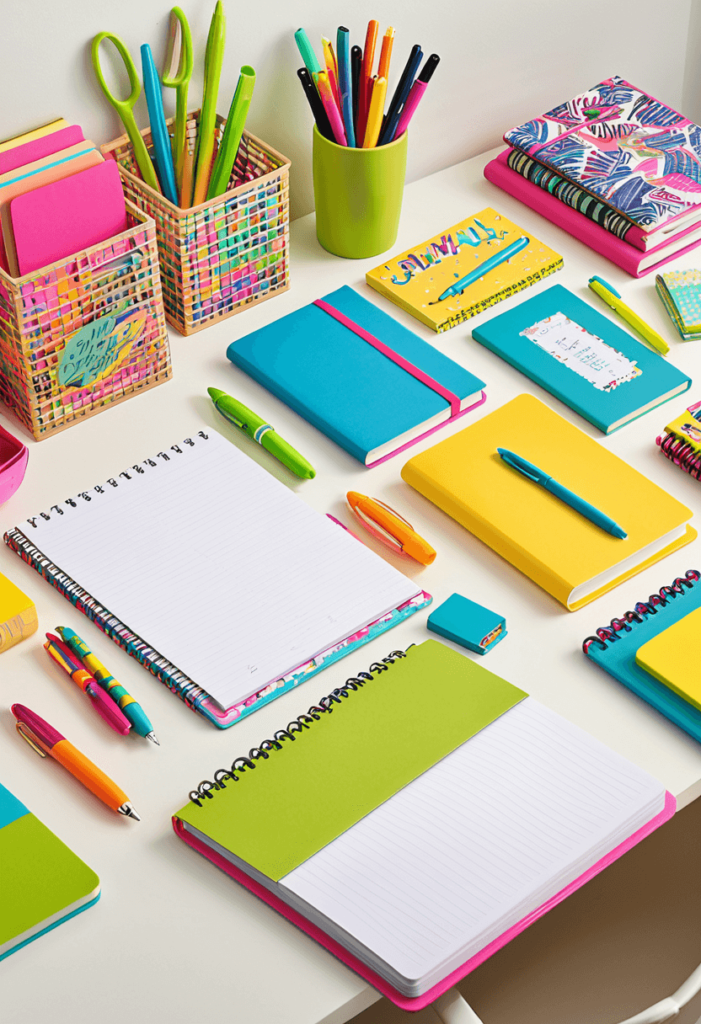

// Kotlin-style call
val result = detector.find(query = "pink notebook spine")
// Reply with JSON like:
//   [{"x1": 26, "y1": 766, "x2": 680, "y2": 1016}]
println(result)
[
  {"x1": 173, "y1": 790, "x2": 675, "y2": 1012},
  {"x1": 484, "y1": 150, "x2": 701, "y2": 278}
]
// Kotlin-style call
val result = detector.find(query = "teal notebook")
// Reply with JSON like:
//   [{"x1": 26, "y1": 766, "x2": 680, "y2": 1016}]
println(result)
[
  {"x1": 472, "y1": 284, "x2": 690, "y2": 434},
  {"x1": 0, "y1": 783, "x2": 100, "y2": 960},
  {"x1": 226, "y1": 286, "x2": 487, "y2": 466},
  {"x1": 583, "y1": 569, "x2": 701, "y2": 742}
]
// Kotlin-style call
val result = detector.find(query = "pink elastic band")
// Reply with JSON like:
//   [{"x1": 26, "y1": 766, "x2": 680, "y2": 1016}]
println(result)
[{"x1": 313, "y1": 299, "x2": 462, "y2": 416}]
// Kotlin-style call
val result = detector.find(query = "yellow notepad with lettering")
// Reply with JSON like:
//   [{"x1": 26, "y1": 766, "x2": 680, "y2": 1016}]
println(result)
[
  {"x1": 401, "y1": 394, "x2": 695, "y2": 610},
  {"x1": 365, "y1": 208, "x2": 563, "y2": 333},
  {"x1": 635, "y1": 607, "x2": 701, "y2": 710}
]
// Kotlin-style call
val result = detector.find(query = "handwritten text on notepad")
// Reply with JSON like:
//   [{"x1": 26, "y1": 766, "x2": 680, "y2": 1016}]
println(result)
[{"x1": 520, "y1": 312, "x2": 641, "y2": 392}]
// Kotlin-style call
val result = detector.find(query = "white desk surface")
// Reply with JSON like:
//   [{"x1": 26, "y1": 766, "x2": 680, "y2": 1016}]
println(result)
[{"x1": 2, "y1": 146, "x2": 701, "y2": 1024}]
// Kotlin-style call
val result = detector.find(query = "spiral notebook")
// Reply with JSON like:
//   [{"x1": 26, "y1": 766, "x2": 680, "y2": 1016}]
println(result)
[
  {"x1": 583, "y1": 569, "x2": 701, "y2": 742},
  {"x1": 657, "y1": 399, "x2": 701, "y2": 479},
  {"x1": 4, "y1": 430, "x2": 427, "y2": 728},
  {"x1": 173, "y1": 640, "x2": 672, "y2": 1010}
]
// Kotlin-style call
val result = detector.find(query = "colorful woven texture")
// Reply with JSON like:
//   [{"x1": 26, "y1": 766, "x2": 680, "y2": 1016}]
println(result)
[
  {"x1": 103, "y1": 114, "x2": 291, "y2": 336},
  {"x1": 0, "y1": 204, "x2": 171, "y2": 440}
]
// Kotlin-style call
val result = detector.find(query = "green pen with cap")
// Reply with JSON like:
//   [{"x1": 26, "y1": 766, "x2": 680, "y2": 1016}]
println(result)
[{"x1": 208, "y1": 388, "x2": 316, "y2": 479}]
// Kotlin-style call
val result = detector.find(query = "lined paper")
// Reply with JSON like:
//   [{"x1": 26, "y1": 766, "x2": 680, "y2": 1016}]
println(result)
[
  {"x1": 281, "y1": 698, "x2": 664, "y2": 994},
  {"x1": 22, "y1": 432, "x2": 418, "y2": 707}
]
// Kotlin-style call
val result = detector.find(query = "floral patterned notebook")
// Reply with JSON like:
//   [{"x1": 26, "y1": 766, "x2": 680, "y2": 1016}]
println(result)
[{"x1": 504, "y1": 76, "x2": 701, "y2": 231}]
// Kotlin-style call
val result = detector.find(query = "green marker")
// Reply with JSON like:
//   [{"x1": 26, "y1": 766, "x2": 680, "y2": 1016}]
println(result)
[{"x1": 208, "y1": 388, "x2": 316, "y2": 479}]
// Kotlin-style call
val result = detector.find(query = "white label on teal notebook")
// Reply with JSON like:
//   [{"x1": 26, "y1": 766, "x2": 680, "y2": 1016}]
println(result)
[{"x1": 520, "y1": 312, "x2": 642, "y2": 392}]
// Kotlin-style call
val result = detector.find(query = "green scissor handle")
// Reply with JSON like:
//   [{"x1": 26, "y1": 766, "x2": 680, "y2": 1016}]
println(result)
[
  {"x1": 161, "y1": 8, "x2": 193, "y2": 187},
  {"x1": 91, "y1": 31, "x2": 160, "y2": 193}
]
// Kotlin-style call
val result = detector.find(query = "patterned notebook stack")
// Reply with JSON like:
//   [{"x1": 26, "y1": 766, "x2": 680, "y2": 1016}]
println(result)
[{"x1": 484, "y1": 76, "x2": 701, "y2": 276}]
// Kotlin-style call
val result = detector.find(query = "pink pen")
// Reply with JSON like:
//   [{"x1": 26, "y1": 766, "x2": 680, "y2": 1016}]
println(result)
[
  {"x1": 393, "y1": 53, "x2": 440, "y2": 141},
  {"x1": 317, "y1": 71, "x2": 347, "y2": 146},
  {"x1": 44, "y1": 633, "x2": 131, "y2": 736}
]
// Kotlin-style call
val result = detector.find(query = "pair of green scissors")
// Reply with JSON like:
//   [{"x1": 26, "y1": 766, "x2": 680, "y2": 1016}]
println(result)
[
  {"x1": 91, "y1": 31, "x2": 161, "y2": 193},
  {"x1": 161, "y1": 7, "x2": 193, "y2": 193}
]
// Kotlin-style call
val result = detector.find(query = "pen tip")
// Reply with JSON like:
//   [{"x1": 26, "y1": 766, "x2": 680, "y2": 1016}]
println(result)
[
  {"x1": 119, "y1": 803, "x2": 141, "y2": 821},
  {"x1": 207, "y1": 387, "x2": 223, "y2": 401},
  {"x1": 145, "y1": 732, "x2": 160, "y2": 746}
]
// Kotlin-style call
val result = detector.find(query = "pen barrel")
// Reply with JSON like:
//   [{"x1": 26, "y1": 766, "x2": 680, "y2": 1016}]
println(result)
[
  {"x1": 261, "y1": 430, "x2": 315, "y2": 478},
  {"x1": 86, "y1": 682, "x2": 132, "y2": 735},
  {"x1": 52, "y1": 739, "x2": 129, "y2": 812},
  {"x1": 96, "y1": 678, "x2": 153, "y2": 738},
  {"x1": 546, "y1": 479, "x2": 618, "y2": 533}
]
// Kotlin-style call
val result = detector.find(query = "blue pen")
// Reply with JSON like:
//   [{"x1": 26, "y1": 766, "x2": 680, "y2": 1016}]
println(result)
[
  {"x1": 336, "y1": 27, "x2": 355, "y2": 147},
  {"x1": 378, "y1": 44, "x2": 422, "y2": 146},
  {"x1": 433, "y1": 236, "x2": 531, "y2": 302},
  {"x1": 497, "y1": 448, "x2": 627, "y2": 539},
  {"x1": 141, "y1": 44, "x2": 178, "y2": 205}
]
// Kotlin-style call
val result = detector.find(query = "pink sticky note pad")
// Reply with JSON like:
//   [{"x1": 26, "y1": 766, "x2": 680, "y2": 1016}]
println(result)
[
  {"x1": 9, "y1": 161, "x2": 128, "y2": 275},
  {"x1": 0, "y1": 125, "x2": 85, "y2": 176}
]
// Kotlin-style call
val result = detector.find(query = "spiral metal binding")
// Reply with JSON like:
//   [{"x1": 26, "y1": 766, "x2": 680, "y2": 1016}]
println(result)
[
  {"x1": 582, "y1": 570, "x2": 700, "y2": 654},
  {"x1": 188, "y1": 650, "x2": 409, "y2": 806},
  {"x1": 657, "y1": 430, "x2": 701, "y2": 479}
]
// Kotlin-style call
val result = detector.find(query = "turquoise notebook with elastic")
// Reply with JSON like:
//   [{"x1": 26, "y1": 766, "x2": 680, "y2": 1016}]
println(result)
[
  {"x1": 226, "y1": 286, "x2": 487, "y2": 466},
  {"x1": 472, "y1": 284, "x2": 690, "y2": 434},
  {"x1": 583, "y1": 569, "x2": 701, "y2": 742}
]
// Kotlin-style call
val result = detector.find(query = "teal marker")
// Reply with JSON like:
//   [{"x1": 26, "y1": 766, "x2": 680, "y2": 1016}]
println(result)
[
  {"x1": 56, "y1": 627, "x2": 160, "y2": 745},
  {"x1": 208, "y1": 387, "x2": 316, "y2": 479}
]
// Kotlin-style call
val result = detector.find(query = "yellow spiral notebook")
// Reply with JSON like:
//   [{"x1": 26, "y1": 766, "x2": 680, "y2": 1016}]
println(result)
[{"x1": 401, "y1": 395, "x2": 695, "y2": 610}]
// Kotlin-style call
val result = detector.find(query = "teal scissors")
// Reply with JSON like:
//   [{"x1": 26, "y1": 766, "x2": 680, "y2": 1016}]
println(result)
[{"x1": 91, "y1": 31, "x2": 161, "y2": 193}]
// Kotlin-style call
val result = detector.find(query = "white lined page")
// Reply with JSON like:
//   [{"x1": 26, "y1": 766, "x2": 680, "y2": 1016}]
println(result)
[
  {"x1": 20, "y1": 432, "x2": 418, "y2": 707},
  {"x1": 281, "y1": 698, "x2": 664, "y2": 994}
]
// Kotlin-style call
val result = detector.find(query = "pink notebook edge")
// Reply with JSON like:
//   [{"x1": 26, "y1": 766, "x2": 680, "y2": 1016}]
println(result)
[
  {"x1": 172, "y1": 789, "x2": 675, "y2": 1012},
  {"x1": 0, "y1": 125, "x2": 85, "y2": 176},
  {"x1": 484, "y1": 151, "x2": 701, "y2": 278}
]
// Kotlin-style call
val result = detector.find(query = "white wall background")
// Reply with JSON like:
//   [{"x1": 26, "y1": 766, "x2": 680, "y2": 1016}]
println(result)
[{"x1": 0, "y1": 0, "x2": 699, "y2": 218}]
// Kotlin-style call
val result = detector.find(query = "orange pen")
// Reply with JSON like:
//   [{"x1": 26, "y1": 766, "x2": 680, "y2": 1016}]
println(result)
[
  {"x1": 12, "y1": 704, "x2": 141, "y2": 819},
  {"x1": 357, "y1": 20, "x2": 379, "y2": 140},
  {"x1": 378, "y1": 26, "x2": 394, "y2": 81},
  {"x1": 346, "y1": 492, "x2": 436, "y2": 565}
]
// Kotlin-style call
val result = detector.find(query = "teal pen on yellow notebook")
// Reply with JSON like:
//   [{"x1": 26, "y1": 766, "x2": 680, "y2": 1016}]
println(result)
[
  {"x1": 208, "y1": 387, "x2": 316, "y2": 479},
  {"x1": 56, "y1": 627, "x2": 159, "y2": 745}
]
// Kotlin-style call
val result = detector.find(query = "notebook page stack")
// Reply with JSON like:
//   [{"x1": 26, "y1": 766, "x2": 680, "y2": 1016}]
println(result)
[
  {"x1": 5, "y1": 431, "x2": 423, "y2": 724},
  {"x1": 174, "y1": 641, "x2": 668, "y2": 1003}
]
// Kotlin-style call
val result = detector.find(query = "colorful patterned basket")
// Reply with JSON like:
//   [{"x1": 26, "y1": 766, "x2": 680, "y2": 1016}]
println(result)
[
  {"x1": 0, "y1": 203, "x2": 171, "y2": 441},
  {"x1": 102, "y1": 113, "x2": 291, "y2": 336}
]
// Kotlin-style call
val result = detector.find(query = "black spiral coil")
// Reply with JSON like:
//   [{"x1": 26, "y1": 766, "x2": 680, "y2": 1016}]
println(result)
[
  {"x1": 188, "y1": 650, "x2": 409, "y2": 805},
  {"x1": 582, "y1": 570, "x2": 700, "y2": 654}
]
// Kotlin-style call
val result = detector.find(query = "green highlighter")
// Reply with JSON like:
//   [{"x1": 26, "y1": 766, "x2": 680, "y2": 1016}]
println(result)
[{"x1": 208, "y1": 388, "x2": 316, "y2": 479}]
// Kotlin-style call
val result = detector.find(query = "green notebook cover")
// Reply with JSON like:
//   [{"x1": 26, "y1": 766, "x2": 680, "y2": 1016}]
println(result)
[
  {"x1": 0, "y1": 783, "x2": 100, "y2": 960},
  {"x1": 175, "y1": 640, "x2": 527, "y2": 880}
]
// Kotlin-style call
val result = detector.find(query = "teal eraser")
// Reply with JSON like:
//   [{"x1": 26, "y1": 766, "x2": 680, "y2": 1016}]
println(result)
[{"x1": 427, "y1": 593, "x2": 507, "y2": 655}]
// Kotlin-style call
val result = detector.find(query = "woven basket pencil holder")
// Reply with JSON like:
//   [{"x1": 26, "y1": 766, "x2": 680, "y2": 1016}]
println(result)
[
  {"x1": 102, "y1": 112, "x2": 291, "y2": 336},
  {"x1": 0, "y1": 203, "x2": 171, "y2": 441}
]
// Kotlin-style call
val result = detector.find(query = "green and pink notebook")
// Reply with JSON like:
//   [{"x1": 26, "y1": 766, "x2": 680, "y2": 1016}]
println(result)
[{"x1": 173, "y1": 640, "x2": 673, "y2": 1010}]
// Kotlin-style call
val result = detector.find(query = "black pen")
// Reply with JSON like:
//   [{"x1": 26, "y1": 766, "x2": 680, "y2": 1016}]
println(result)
[
  {"x1": 379, "y1": 43, "x2": 422, "y2": 145},
  {"x1": 351, "y1": 45, "x2": 362, "y2": 135},
  {"x1": 297, "y1": 67, "x2": 334, "y2": 141}
]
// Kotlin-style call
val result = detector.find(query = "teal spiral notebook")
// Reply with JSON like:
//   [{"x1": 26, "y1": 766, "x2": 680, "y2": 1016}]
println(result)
[
  {"x1": 472, "y1": 284, "x2": 690, "y2": 433},
  {"x1": 583, "y1": 569, "x2": 701, "y2": 742},
  {"x1": 226, "y1": 286, "x2": 487, "y2": 466}
]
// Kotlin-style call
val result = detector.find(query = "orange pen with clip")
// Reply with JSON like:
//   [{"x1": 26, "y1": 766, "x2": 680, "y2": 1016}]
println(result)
[
  {"x1": 346, "y1": 491, "x2": 436, "y2": 565},
  {"x1": 11, "y1": 704, "x2": 140, "y2": 819}
]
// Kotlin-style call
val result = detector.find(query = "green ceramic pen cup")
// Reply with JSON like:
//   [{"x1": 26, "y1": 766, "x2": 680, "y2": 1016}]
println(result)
[{"x1": 312, "y1": 125, "x2": 408, "y2": 259}]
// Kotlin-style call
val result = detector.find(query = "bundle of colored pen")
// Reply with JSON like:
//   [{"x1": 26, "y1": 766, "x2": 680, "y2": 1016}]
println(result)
[
  {"x1": 295, "y1": 23, "x2": 439, "y2": 148},
  {"x1": 44, "y1": 628, "x2": 159, "y2": 745},
  {"x1": 92, "y1": 4, "x2": 256, "y2": 209}
]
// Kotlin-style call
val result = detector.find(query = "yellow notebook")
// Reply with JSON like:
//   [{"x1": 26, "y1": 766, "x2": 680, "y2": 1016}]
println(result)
[
  {"x1": 635, "y1": 606, "x2": 701, "y2": 710},
  {"x1": 365, "y1": 208, "x2": 563, "y2": 333},
  {"x1": 401, "y1": 394, "x2": 695, "y2": 610}
]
